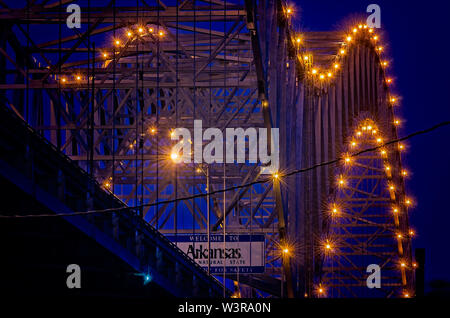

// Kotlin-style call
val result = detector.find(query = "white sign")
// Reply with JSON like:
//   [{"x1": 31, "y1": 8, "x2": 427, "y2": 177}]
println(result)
[{"x1": 167, "y1": 234, "x2": 265, "y2": 273}]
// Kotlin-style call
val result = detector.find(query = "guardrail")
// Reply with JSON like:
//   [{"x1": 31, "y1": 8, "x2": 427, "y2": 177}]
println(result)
[{"x1": 0, "y1": 104, "x2": 228, "y2": 297}]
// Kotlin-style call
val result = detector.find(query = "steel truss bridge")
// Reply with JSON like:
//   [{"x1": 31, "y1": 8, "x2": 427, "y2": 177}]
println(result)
[{"x1": 0, "y1": 0, "x2": 415, "y2": 298}]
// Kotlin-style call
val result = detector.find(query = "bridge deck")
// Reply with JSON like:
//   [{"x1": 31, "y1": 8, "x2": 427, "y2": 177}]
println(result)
[{"x1": 0, "y1": 105, "x2": 226, "y2": 298}]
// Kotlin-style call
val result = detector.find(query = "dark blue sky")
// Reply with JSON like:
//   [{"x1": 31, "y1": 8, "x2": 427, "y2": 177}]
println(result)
[{"x1": 295, "y1": 0, "x2": 450, "y2": 286}]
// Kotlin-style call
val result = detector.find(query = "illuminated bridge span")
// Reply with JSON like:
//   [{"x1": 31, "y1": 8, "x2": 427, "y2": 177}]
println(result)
[{"x1": 0, "y1": 0, "x2": 414, "y2": 298}]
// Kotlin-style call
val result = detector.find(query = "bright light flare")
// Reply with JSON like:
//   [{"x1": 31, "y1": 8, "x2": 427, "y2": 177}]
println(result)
[{"x1": 170, "y1": 152, "x2": 180, "y2": 163}]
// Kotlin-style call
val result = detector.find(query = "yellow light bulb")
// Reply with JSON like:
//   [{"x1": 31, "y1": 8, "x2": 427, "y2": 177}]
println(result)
[
  {"x1": 159, "y1": 31, "x2": 164, "y2": 36},
  {"x1": 296, "y1": 37, "x2": 301, "y2": 43},
  {"x1": 312, "y1": 69, "x2": 318, "y2": 74},
  {"x1": 334, "y1": 63, "x2": 339, "y2": 69},
  {"x1": 115, "y1": 40, "x2": 120, "y2": 46},
  {"x1": 127, "y1": 31, "x2": 132, "y2": 37},
  {"x1": 319, "y1": 74, "x2": 325, "y2": 79},
  {"x1": 346, "y1": 36, "x2": 352, "y2": 42},
  {"x1": 340, "y1": 49, "x2": 346, "y2": 54},
  {"x1": 170, "y1": 152, "x2": 179, "y2": 162},
  {"x1": 138, "y1": 27, "x2": 144, "y2": 33},
  {"x1": 327, "y1": 72, "x2": 333, "y2": 77}
]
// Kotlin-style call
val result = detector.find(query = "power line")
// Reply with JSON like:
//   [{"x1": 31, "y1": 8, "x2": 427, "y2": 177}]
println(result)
[{"x1": 1, "y1": 120, "x2": 449, "y2": 219}]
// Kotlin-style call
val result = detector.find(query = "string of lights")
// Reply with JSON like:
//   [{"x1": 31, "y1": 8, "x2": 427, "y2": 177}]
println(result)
[
  {"x1": 280, "y1": 8, "x2": 420, "y2": 297},
  {"x1": 1, "y1": 120, "x2": 448, "y2": 219}
]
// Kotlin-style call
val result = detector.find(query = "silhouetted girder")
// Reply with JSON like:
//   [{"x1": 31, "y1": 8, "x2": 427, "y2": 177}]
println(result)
[
  {"x1": 226, "y1": 274, "x2": 284, "y2": 297},
  {"x1": 291, "y1": 30, "x2": 414, "y2": 297},
  {"x1": 0, "y1": 0, "x2": 296, "y2": 298},
  {"x1": 0, "y1": 105, "x2": 227, "y2": 297}
]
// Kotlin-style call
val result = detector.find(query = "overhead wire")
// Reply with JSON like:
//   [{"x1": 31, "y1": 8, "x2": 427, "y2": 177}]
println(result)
[{"x1": 0, "y1": 120, "x2": 448, "y2": 219}]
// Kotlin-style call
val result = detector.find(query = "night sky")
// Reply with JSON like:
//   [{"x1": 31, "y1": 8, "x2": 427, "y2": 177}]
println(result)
[{"x1": 295, "y1": 0, "x2": 450, "y2": 288}]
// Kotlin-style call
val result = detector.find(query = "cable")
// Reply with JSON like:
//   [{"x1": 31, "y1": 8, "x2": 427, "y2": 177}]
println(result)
[{"x1": 1, "y1": 120, "x2": 449, "y2": 219}]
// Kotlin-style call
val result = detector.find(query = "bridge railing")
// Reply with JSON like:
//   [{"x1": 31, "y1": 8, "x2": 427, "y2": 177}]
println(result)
[{"x1": 0, "y1": 105, "x2": 227, "y2": 297}]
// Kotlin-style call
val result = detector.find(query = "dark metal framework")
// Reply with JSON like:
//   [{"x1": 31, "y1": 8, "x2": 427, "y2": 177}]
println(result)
[{"x1": 0, "y1": 0, "x2": 413, "y2": 297}]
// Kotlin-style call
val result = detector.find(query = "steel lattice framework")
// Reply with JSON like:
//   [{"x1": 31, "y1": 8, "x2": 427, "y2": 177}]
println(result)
[
  {"x1": 296, "y1": 31, "x2": 415, "y2": 298},
  {"x1": 0, "y1": 0, "x2": 414, "y2": 297}
]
